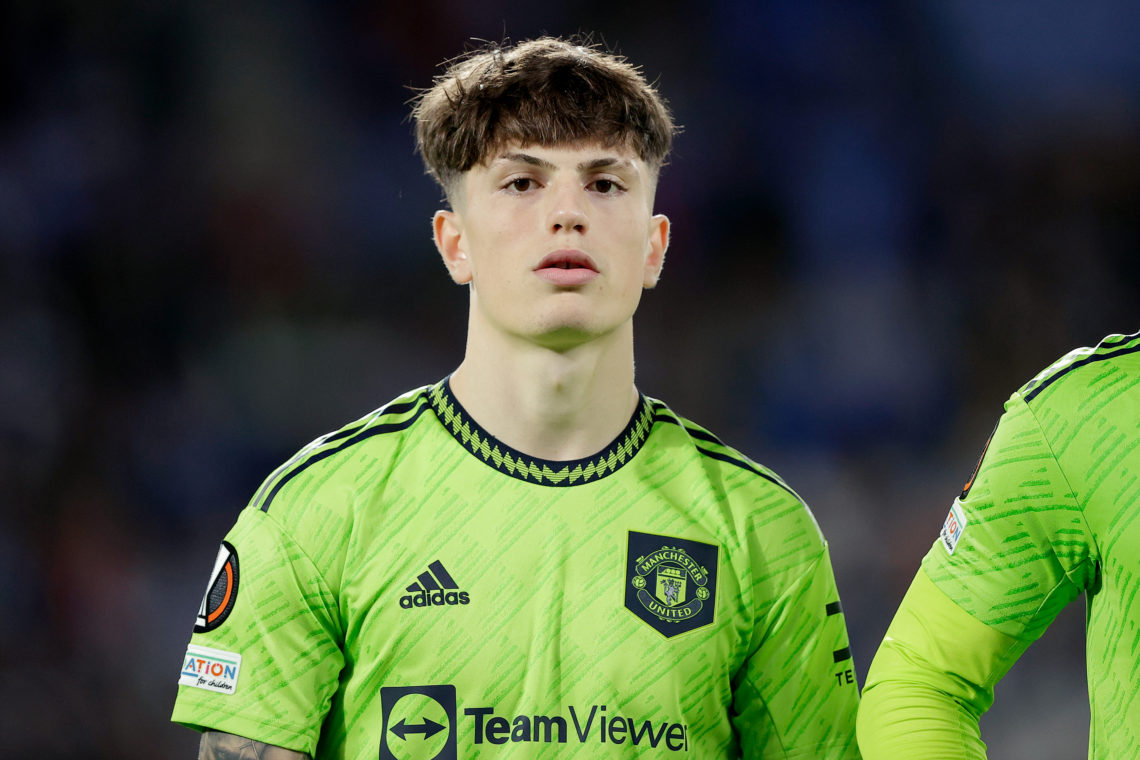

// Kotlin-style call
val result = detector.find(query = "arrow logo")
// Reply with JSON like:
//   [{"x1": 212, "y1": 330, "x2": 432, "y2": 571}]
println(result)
[
  {"x1": 390, "y1": 717, "x2": 445, "y2": 741},
  {"x1": 379, "y1": 685, "x2": 456, "y2": 760}
]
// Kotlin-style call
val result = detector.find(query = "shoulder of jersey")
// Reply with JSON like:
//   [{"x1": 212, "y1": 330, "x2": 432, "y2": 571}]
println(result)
[
  {"x1": 1019, "y1": 330, "x2": 1140, "y2": 405},
  {"x1": 250, "y1": 384, "x2": 434, "y2": 513},
  {"x1": 648, "y1": 398, "x2": 804, "y2": 502}
]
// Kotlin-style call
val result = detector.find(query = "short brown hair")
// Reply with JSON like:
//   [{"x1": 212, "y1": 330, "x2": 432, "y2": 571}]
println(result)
[{"x1": 411, "y1": 36, "x2": 676, "y2": 199}]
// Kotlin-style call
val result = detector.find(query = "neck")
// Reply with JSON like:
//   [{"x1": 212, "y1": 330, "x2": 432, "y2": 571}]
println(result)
[{"x1": 449, "y1": 319, "x2": 640, "y2": 461}]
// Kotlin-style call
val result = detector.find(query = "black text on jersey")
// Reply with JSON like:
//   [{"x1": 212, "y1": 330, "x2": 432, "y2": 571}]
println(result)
[{"x1": 400, "y1": 559, "x2": 470, "y2": 609}]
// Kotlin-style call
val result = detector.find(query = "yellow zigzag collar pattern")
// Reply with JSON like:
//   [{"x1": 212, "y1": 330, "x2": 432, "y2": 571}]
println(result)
[{"x1": 428, "y1": 380, "x2": 655, "y2": 487}]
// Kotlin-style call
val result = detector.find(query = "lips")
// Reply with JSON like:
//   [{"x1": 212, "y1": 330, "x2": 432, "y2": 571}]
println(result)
[
  {"x1": 533, "y1": 249, "x2": 599, "y2": 287},
  {"x1": 534, "y1": 250, "x2": 598, "y2": 272}
]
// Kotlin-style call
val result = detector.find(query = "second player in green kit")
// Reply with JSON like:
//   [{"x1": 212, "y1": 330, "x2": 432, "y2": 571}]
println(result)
[{"x1": 858, "y1": 331, "x2": 1140, "y2": 759}]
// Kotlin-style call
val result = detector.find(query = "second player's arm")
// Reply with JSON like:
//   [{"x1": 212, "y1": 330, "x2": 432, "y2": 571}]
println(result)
[
  {"x1": 859, "y1": 390, "x2": 1096, "y2": 758},
  {"x1": 856, "y1": 570, "x2": 1032, "y2": 760}
]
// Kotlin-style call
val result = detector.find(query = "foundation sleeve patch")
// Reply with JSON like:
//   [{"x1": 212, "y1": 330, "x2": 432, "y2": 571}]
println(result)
[{"x1": 179, "y1": 644, "x2": 242, "y2": 695}]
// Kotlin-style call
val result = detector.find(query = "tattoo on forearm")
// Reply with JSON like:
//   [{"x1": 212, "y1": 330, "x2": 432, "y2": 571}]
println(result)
[{"x1": 198, "y1": 731, "x2": 310, "y2": 760}]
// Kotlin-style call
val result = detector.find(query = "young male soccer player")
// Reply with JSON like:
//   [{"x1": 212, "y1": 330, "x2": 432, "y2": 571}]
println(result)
[
  {"x1": 172, "y1": 37, "x2": 860, "y2": 759},
  {"x1": 857, "y1": 331, "x2": 1140, "y2": 759}
]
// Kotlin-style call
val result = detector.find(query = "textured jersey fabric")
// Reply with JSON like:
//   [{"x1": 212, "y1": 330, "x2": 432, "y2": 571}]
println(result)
[
  {"x1": 173, "y1": 379, "x2": 860, "y2": 759},
  {"x1": 859, "y1": 331, "x2": 1140, "y2": 759}
]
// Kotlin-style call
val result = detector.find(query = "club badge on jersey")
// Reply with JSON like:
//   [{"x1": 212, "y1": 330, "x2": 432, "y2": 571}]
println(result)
[
  {"x1": 625, "y1": 531, "x2": 718, "y2": 638},
  {"x1": 195, "y1": 541, "x2": 240, "y2": 633}
]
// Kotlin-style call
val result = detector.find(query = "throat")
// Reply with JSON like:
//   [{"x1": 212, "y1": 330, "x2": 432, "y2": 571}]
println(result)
[{"x1": 448, "y1": 354, "x2": 639, "y2": 462}]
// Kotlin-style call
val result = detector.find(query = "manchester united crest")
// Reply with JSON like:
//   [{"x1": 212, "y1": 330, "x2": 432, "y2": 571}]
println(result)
[{"x1": 625, "y1": 531, "x2": 718, "y2": 638}]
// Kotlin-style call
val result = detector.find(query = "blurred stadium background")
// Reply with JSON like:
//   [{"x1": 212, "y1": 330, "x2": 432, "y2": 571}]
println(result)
[{"x1": 2, "y1": 1, "x2": 1137, "y2": 757}]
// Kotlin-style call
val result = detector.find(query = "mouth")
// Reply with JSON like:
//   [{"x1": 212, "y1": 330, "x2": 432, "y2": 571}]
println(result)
[
  {"x1": 534, "y1": 250, "x2": 598, "y2": 273},
  {"x1": 533, "y1": 249, "x2": 600, "y2": 287}
]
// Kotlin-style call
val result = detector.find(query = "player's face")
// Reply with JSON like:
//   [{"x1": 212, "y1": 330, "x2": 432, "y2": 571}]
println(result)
[{"x1": 433, "y1": 142, "x2": 669, "y2": 350}]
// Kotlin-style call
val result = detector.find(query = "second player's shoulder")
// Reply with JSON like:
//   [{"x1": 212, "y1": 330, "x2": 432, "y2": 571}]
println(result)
[{"x1": 1016, "y1": 330, "x2": 1140, "y2": 411}]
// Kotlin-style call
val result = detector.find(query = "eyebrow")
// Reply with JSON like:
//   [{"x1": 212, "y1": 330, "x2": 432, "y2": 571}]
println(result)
[{"x1": 495, "y1": 152, "x2": 635, "y2": 173}]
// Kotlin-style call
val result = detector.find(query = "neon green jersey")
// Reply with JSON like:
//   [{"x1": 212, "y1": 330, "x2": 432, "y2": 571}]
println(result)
[
  {"x1": 858, "y1": 331, "x2": 1140, "y2": 759},
  {"x1": 172, "y1": 379, "x2": 860, "y2": 759}
]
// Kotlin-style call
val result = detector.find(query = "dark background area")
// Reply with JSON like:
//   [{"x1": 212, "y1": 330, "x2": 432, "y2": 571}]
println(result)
[{"x1": 2, "y1": 1, "x2": 1137, "y2": 757}]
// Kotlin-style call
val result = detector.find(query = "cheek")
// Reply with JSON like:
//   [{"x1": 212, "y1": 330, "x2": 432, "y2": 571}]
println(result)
[
  {"x1": 614, "y1": 226, "x2": 652, "y2": 276},
  {"x1": 463, "y1": 228, "x2": 507, "y2": 279}
]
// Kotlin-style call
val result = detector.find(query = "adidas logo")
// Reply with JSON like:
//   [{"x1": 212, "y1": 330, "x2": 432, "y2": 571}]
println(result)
[{"x1": 399, "y1": 560, "x2": 470, "y2": 609}]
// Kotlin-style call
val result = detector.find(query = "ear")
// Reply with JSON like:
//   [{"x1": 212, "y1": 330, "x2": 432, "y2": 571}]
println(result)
[
  {"x1": 642, "y1": 213, "x2": 670, "y2": 288},
  {"x1": 433, "y1": 210, "x2": 472, "y2": 285}
]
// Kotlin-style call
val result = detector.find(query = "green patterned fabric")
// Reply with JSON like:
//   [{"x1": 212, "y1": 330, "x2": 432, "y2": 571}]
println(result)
[
  {"x1": 172, "y1": 379, "x2": 860, "y2": 759},
  {"x1": 859, "y1": 331, "x2": 1140, "y2": 759}
]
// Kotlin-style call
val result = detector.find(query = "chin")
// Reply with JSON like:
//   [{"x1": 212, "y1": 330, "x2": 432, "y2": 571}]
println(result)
[
  {"x1": 516, "y1": 305, "x2": 633, "y2": 350},
  {"x1": 530, "y1": 323, "x2": 598, "y2": 351}
]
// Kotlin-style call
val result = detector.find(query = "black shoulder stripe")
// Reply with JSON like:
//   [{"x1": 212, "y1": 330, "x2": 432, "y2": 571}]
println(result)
[
  {"x1": 653, "y1": 412, "x2": 719, "y2": 441},
  {"x1": 373, "y1": 396, "x2": 424, "y2": 419},
  {"x1": 684, "y1": 426, "x2": 724, "y2": 447},
  {"x1": 259, "y1": 402, "x2": 429, "y2": 512},
  {"x1": 251, "y1": 395, "x2": 427, "y2": 507},
  {"x1": 695, "y1": 445, "x2": 798, "y2": 498},
  {"x1": 1024, "y1": 339, "x2": 1140, "y2": 402},
  {"x1": 321, "y1": 398, "x2": 428, "y2": 446},
  {"x1": 653, "y1": 411, "x2": 797, "y2": 496},
  {"x1": 652, "y1": 410, "x2": 723, "y2": 446},
  {"x1": 320, "y1": 397, "x2": 422, "y2": 444}
]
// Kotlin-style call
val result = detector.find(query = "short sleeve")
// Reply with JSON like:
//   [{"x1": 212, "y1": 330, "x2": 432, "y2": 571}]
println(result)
[
  {"x1": 732, "y1": 546, "x2": 861, "y2": 759},
  {"x1": 922, "y1": 392, "x2": 1097, "y2": 641},
  {"x1": 171, "y1": 507, "x2": 345, "y2": 754}
]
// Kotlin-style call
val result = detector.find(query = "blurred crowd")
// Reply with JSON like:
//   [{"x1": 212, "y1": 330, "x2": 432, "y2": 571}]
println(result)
[{"x1": 1, "y1": 1, "x2": 1137, "y2": 757}]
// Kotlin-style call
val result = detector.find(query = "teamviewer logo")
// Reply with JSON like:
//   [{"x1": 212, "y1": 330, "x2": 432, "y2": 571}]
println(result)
[{"x1": 379, "y1": 685, "x2": 457, "y2": 760}]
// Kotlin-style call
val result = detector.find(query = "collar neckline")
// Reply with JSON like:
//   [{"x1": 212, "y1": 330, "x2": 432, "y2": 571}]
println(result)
[{"x1": 428, "y1": 378, "x2": 655, "y2": 486}]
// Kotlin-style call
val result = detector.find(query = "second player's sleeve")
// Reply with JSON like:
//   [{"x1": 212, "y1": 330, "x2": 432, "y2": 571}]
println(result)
[
  {"x1": 856, "y1": 569, "x2": 1031, "y2": 759},
  {"x1": 171, "y1": 507, "x2": 345, "y2": 754},
  {"x1": 732, "y1": 546, "x2": 861, "y2": 760},
  {"x1": 857, "y1": 392, "x2": 1096, "y2": 759}
]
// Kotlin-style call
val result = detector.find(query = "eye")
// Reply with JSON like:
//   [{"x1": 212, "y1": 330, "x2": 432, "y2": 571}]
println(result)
[
  {"x1": 590, "y1": 178, "x2": 624, "y2": 195},
  {"x1": 507, "y1": 177, "x2": 535, "y2": 192}
]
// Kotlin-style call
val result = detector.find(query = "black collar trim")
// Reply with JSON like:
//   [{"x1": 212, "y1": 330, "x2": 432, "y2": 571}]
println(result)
[{"x1": 428, "y1": 378, "x2": 654, "y2": 486}]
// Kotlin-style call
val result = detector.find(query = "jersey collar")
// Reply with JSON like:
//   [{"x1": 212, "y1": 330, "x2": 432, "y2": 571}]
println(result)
[{"x1": 428, "y1": 378, "x2": 655, "y2": 486}]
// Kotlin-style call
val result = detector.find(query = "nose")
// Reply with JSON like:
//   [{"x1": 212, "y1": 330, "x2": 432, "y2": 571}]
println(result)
[{"x1": 547, "y1": 184, "x2": 588, "y2": 234}]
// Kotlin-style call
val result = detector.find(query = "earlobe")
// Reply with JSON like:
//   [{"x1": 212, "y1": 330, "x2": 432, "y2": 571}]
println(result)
[
  {"x1": 433, "y1": 210, "x2": 472, "y2": 285},
  {"x1": 643, "y1": 214, "x2": 670, "y2": 288}
]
